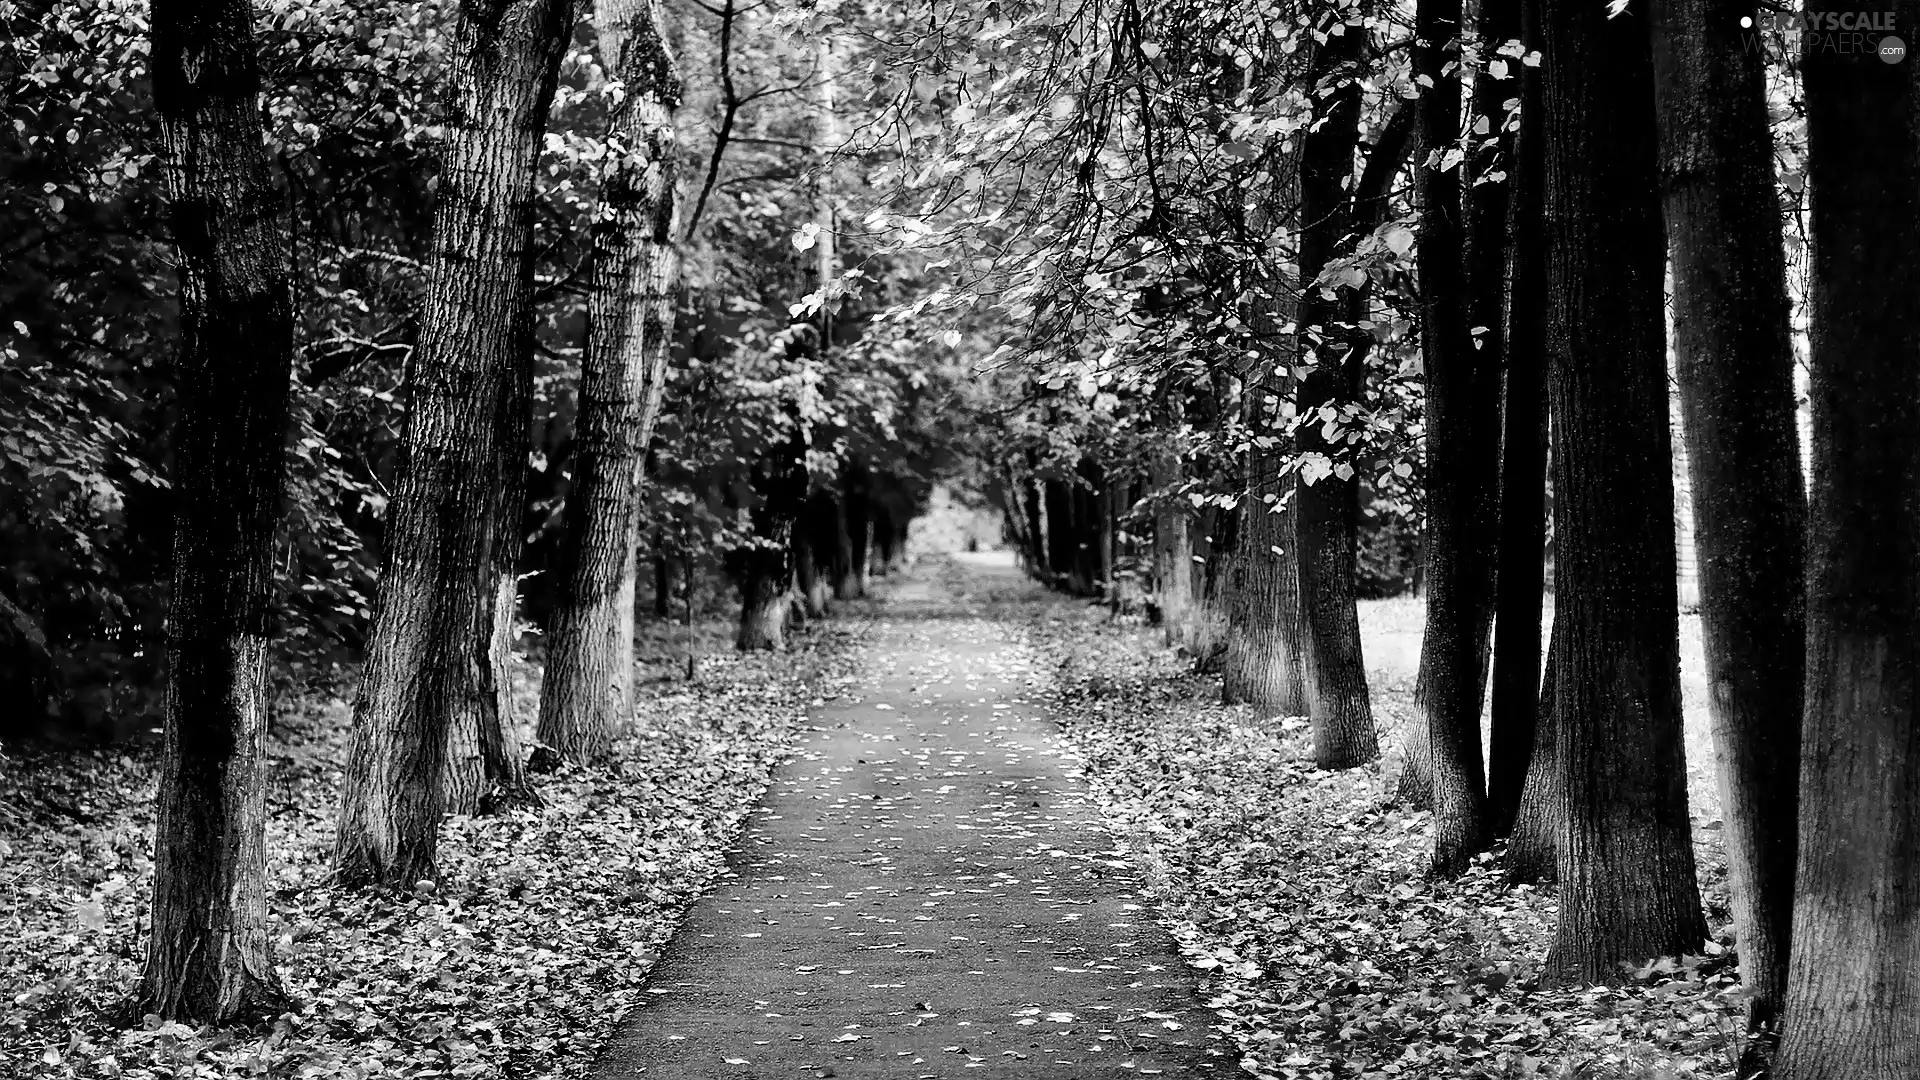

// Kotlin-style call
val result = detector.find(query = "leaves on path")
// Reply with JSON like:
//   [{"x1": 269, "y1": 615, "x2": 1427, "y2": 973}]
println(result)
[
  {"x1": 0, "y1": 621, "x2": 861, "y2": 1080},
  {"x1": 1029, "y1": 607, "x2": 1746, "y2": 1080}
]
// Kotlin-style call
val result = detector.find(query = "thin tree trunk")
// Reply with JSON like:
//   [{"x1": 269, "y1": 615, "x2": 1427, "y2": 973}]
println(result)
[
  {"x1": 1649, "y1": 0, "x2": 1804, "y2": 1051},
  {"x1": 1776, "y1": 13, "x2": 1920, "y2": 1077},
  {"x1": 1537, "y1": 0, "x2": 1705, "y2": 981},
  {"x1": 1486, "y1": 0, "x2": 1548, "y2": 839},
  {"x1": 335, "y1": 0, "x2": 575, "y2": 889},
  {"x1": 1294, "y1": 16, "x2": 1378, "y2": 770},
  {"x1": 1412, "y1": 0, "x2": 1503, "y2": 877},
  {"x1": 652, "y1": 544, "x2": 671, "y2": 619},
  {"x1": 536, "y1": 0, "x2": 681, "y2": 763},
  {"x1": 138, "y1": 0, "x2": 292, "y2": 1021}
]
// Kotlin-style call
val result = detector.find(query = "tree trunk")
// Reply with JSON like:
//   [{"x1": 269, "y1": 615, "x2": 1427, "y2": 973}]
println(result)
[
  {"x1": 138, "y1": 0, "x2": 292, "y2": 1021},
  {"x1": 536, "y1": 0, "x2": 680, "y2": 764},
  {"x1": 832, "y1": 474, "x2": 870, "y2": 600},
  {"x1": 735, "y1": 515, "x2": 794, "y2": 653},
  {"x1": 1537, "y1": 0, "x2": 1705, "y2": 981},
  {"x1": 1223, "y1": 417, "x2": 1312, "y2": 715},
  {"x1": 1150, "y1": 442, "x2": 1194, "y2": 644},
  {"x1": 446, "y1": 344, "x2": 535, "y2": 813},
  {"x1": 1486, "y1": 0, "x2": 1548, "y2": 840},
  {"x1": 1293, "y1": 17, "x2": 1378, "y2": 770},
  {"x1": 1775, "y1": 16, "x2": 1920, "y2": 1078},
  {"x1": 1649, "y1": 0, "x2": 1805, "y2": 1050},
  {"x1": 652, "y1": 540, "x2": 671, "y2": 619},
  {"x1": 1412, "y1": 0, "x2": 1504, "y2": 878},
  {"x1": 1504, "y1": 613, "x2": 1558, "y2": 885},
  {"x1": 795, "y1": 493, "x2": 834, "y2": 619},
  {"x1": 1021, "y1": 475, "x2": 1048, "y2": 581},
  {"x1": 334, "y1": 0, "x2": 575, "y2": 889}
]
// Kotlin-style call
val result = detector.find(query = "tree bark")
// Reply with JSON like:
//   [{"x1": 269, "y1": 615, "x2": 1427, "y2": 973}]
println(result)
[
  {"x1": 1149, "y1": 440, "x2": 1194, "y2": 645},
  {"x1": 1412, "y1": 0, "x2": 1504, "y2": 878},
  {"x1": 1537, "y1": 0, "x2": 1705, "y2": 981},
  {"x1": 536, "y1": 0, "x2": 681, "y2": 764},
  {"x1": 735, "y1": 509, "x2": 795, "y2": 653},
  {"x1": 1293, "y1": 16, "x2": 1378, "y2": 770},
  {"x1": 1486, "y1": 0, "x2": 1548, "y2": 840},
  {"x1": 1649, "y1": 0, "x2": 1805, "y2": 1049},
  {"x1": 139, "y1": 0, "x2": 292, "y2": 1021},
  {"x1": 335, "y1": 0, "x2": 575, "y2": 889},
  {"x1": 1504, "y1": 612, "x2": 1558, "y2": 885},
  {"x1": 1775, "y1": 12, "x2": 1920, "y2": 1077}
]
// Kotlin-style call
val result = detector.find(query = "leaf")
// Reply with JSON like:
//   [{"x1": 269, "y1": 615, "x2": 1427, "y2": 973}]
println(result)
[{"x1": 1382, "y1": 226, "x2": 1415, "y2": 257}]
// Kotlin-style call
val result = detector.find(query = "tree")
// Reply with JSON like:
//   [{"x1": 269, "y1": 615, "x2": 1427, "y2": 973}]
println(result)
[
  {"x1": 1536, "y1": 0, "x2": 1705, "y2": 980},
  {"x1": 537, "y1": 0, "x2": 683, "y2": 762},
  {"x1": 1484, "y1": 0, "x2": 1547, "y2": 839},
  {"x1": 138, "y1": 0, "x2": 292, "y2": 1020},
  {"x1": 1649, "y1": 0, "x2": 1803, "y2": 1051},
  {"x1": 1292, "y1": 5, "x2": 1379, "y2": 770},
  {"x1": 1775, "y1": 13, "x2": 1920, "y2": 1077},
  {"x1": 335, "y1": 0, "x2": 576, "y2": 888},
  {"x1": 1409, "y1": 0, "x2": 1504, "y2": 876}
]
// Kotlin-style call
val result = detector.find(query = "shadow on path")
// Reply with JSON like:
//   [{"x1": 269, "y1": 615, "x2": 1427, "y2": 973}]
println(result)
[{"x1": 593, "y1": 555, "x2": 1228, "y2": 1078}]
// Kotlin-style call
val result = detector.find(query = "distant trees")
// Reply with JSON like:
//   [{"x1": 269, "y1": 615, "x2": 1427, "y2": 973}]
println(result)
[
  {"x1": 335, "y1": 0, "x2": 576, "y2": 887},
  {"x1": 139, "y1": 0, "x2": 292, "y2": 1020}
]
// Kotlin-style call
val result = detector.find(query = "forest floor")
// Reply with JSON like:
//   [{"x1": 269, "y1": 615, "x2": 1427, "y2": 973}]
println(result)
[
  {"x1": 1, "y1": 612, "x2": 866, "y2": 1080},
  {"x1": 3, "y1": 556, "x2": 1746, "y2": 1080}
]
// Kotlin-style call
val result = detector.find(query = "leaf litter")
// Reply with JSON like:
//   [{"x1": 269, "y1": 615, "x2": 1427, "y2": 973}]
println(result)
[
  {"x1": 1024, "y1": 601, "x2": 1749, "y2": 1080},
  {"x1": 0, "y1": 617, "x2": 863, "y2": 1080}
]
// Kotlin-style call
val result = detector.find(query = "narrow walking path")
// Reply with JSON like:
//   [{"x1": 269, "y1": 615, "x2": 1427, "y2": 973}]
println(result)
[{"x1": 594, "y1": 557, "x2": 1228, "y2": 1078}]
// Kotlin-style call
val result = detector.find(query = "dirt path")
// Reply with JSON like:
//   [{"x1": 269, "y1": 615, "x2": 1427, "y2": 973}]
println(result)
[{"x1": 592, "y1": 555, "x2": 1229, "y2": 1078}]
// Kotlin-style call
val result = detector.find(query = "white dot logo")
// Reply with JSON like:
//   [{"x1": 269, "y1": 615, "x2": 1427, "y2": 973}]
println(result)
[{"x1": 1740, "y1": 14, "x2": 1753, "y2": 26}]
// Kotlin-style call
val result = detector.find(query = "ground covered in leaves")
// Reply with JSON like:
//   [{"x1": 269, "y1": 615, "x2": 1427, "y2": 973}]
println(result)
[
  {"x1": 1025, "y1": 597, "x2": 1748, "y2": 1080},
  {"x1": 1, "y1": 615, "x2": 864, "y2": 1080}
]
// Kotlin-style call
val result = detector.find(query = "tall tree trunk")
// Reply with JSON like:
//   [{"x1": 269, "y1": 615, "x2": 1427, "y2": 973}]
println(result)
[
  {"x1": 335, "y1": 0, "x2": 575, "y2": 889},
  {"x1": 1776, "y1": 13, "x2": 1920, "y2": 1078},
  {"x1": 536, "y1": 0, "x2": 681, "y2": 763},
  {"x1": 1537, "y1": 0, "x2": 1705, "y2": 981},
  {"x1": 1293, "y1": 16, "x2": 1378, "y2": 770},
  {"x1": 1412, "y1": 0, "x2": 1505, "y2": 878},
  {"x1": 1649, "y1": 0, "x2": 1804, "y2": 1051},
  {"x1": 1486, "y1": 0, "x2": 1548, "y2": 839},
  {"x1": 138, "y1": 0, "x2": 292, "y2": 1021}
]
